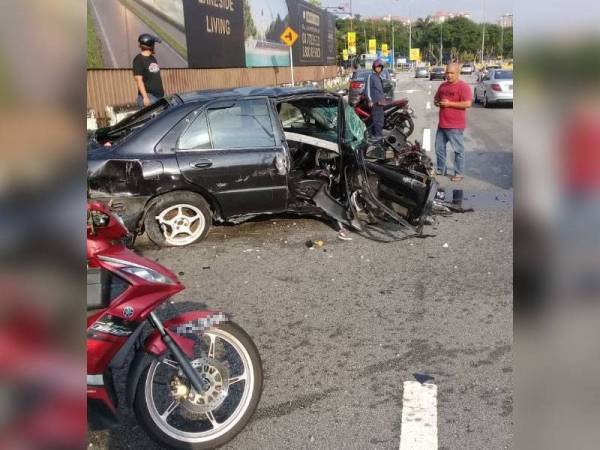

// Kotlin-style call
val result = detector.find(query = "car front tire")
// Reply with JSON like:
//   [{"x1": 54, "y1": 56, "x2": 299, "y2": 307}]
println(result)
[{"x1": 144, "y1": 191, "x2": 212, "y2": 247}]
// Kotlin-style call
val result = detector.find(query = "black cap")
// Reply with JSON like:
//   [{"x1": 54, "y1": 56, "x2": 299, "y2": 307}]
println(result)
[{"x1": 138, "y1": 33, "x2": 162, "y2": 47}]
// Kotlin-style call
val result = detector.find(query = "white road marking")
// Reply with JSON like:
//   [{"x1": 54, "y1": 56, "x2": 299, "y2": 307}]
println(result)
[
  {"x1": 422, "y1": 128, "x2": 431, "y2": 152},
  {"x1": 426, "y1": 101, "x2": 431, "y2": 110},
  {"x1": 90, "y1": 0, "x2": 118, "y2": 68},
  {"x1": 402, "y1": 89, "x2": 420, "y2": 94},
  {"x1": 399, "y1": 381, "x2": 438, "y2": 450}
]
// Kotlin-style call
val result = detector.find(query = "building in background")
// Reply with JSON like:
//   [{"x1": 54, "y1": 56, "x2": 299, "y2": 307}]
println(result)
[
  {"x1": 498, "y1": 13, "x2": 513, "y2": 28},
  {"x1": 429, "y1": 10, "x2": 471, "y2": 23}
]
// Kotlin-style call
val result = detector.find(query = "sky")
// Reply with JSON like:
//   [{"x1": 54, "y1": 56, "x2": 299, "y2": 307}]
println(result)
[{"x1": 321, "y1": 0, "x2": 512, "y2": 23}]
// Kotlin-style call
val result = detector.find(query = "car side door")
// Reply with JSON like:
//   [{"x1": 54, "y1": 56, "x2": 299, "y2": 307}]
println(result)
[{"x1": 175, "y1": 97, "x2": 289, "y2": 218}]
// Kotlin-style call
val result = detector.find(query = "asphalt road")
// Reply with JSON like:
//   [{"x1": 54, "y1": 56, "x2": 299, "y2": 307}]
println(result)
[
  {"x1": 89, "y1": 71, "x2": 513, "y2": 449},
  {"x1": 89, "y1": 0, "x2": 187, "y2": 68}
]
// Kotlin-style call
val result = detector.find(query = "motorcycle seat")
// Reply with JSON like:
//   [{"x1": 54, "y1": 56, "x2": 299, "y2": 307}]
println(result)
[{"x1": 382, "y1": 98, "x2": 408, "y2": 110}]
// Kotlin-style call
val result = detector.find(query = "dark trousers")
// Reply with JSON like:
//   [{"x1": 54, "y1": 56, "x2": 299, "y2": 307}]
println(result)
[{"x1": 371, "y1": 105, "x2": 384, "y2": 139}]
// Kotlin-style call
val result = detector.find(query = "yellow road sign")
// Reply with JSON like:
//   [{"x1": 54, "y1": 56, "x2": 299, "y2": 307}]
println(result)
[
  {"x1": 343, "y1": 49, "x2": 349, "y2": 61},
  {"x1": 347, "y1": 32, "x2": 356, "y2": 55},
  {"x1": 368, "y1": 39, "x2": 376, "y2": 55},
  {"x1": 280, "y1": 26, "x2": 299, "y2": 47}
]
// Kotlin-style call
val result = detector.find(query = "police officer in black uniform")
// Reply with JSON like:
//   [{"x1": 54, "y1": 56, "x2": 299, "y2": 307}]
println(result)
[
  {"x1": 132, "y1": 34, "x2": 164, "y2": 108},
  {"x1": 366, "y1": 58, "x2": 386, "y2": 142}
]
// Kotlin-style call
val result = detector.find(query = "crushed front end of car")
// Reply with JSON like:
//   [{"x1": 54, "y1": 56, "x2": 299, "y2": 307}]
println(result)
[{"x1": 336, "y1": 104, "x2": 437, "y2": 241}]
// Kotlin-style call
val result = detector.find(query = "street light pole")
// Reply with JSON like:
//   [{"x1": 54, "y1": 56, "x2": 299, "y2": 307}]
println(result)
[
  {"x1": 391, "y1": 16, "x2": 395, "y2": 68},
  {"x1": 409, "y1": 19, "x2": 412, "y2": 60},
  {"x1": 481, "y1": 0, "x2": 486, "y2": 64},
  {"x1": 439, "y1": 21, "x2": 443, "y2": 64},
  {"x1": 500, "y1": 22, "x2": 504, "y2": 62},
  {"x1": 408, "y1": 0, "x2": 412, "y2": 64}
]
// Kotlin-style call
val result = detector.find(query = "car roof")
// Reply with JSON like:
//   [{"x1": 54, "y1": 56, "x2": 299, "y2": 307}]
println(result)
[{"x1": 177, "y1": 86, "x2": 330, "y2": 104}]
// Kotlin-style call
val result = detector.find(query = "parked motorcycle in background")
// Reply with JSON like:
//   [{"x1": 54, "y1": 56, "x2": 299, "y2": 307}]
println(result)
[
  {"x1": 352, "y1": 93, "x2": 416, "y2": 139},
  {"x1": 87, "y1": 202, "x2": 262, "y2": 449}
]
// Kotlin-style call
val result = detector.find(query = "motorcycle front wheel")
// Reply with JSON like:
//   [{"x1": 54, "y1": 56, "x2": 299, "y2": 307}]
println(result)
[{"x1": 133, "y1": 322, "x2": 263, "y2": 450}]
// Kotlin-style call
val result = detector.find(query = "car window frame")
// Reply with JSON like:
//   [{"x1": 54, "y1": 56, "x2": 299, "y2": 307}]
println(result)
[
  {"x1": 207, "y1": 97, "x2": 278, "y2": 151},
  {"x1": 176, "y1": 109, "x2": 213, "y2": 151},
  {"x1": 174, "y1": 96, "x2": 280, "y2": 152}
]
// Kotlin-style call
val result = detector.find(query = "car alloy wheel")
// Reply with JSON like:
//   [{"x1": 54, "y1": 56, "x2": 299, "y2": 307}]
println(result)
[
  {"x1": 144, "y1": 191, "x2": 212, "y2": 247},
  {"x1": 156, "y1": 204, "x2": 206, "y2": 246}
]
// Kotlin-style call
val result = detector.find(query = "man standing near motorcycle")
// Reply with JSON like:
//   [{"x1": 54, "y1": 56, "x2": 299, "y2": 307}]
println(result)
[
  {"x1": 433, "y1": 63, "x2": 472, "y2": 181},
  {"x1": 366, "y1": 59, "x2": 386, "y2": 142}
]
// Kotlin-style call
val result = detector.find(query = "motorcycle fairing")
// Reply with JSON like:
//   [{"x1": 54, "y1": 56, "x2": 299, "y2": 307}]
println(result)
[{"x1": 143, "y1": 310, "x2": 229, "y2": 357}]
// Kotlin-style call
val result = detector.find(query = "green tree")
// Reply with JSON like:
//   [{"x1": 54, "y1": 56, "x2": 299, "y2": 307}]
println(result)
[{"x1": 243, "y1": 0, "x2": 256, "y2": 40}]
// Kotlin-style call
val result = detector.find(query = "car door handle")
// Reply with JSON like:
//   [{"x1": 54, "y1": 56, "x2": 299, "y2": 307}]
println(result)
[{"x1": 191, "y1": 159, "x2": 212, "y2": 169}]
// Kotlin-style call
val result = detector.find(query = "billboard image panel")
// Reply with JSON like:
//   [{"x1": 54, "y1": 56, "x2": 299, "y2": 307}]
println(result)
[
  {"x1": 88, "y1": 0, "x2": 189, "y2": 68},
  {"x1": 87, "y1": 0, "x2": 336, "y2": 69},
  {"x1": 243, "y1": 0, "x2": 290, "y2": 67}
]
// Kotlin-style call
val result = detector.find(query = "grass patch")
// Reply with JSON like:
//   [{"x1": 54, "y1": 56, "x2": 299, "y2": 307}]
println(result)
[
  {"x1": 87, "y1": 8, "x2": 104, "y2": 68},
  {"x1": 119, "y1": 0, "x2": 187, "y2": 61}
]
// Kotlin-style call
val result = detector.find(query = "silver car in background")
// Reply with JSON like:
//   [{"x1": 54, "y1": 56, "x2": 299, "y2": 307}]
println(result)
[
  {"x1": 473, "y1": 69, "x2": 513, "y2": 107},
  {"x1": 415, "y1": 66, "x2": 429, "y2": 78}
]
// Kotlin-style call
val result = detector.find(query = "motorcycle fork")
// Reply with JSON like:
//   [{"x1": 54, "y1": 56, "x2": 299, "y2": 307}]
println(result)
[{"x1": 147, "y1": 312, "x2": 209, "y2": 394}]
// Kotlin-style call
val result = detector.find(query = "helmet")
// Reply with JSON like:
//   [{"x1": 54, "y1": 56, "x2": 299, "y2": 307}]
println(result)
[
  {"x1": 372, "y1": 59, "x2": 384, "y2": 69},
  {"x1": 138, "y1": 34, "x2": 162, "y2": 48}
]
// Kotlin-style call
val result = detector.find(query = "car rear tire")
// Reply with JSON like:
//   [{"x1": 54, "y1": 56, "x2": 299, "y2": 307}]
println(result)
[
  {"x1": 483, "y1": 92, "x2": 491, "y2": 108},
  {"x1": 144, "y1": 192, "x2": 212, "y2": 247}
]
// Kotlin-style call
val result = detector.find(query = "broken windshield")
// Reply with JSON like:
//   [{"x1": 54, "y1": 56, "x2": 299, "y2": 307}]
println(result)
[{"x1": 343, "y1": 103, "x2": 366, "y2": 150}]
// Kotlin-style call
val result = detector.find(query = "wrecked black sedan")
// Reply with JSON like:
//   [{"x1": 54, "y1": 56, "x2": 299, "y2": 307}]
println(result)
[{"x1": 88, "y1": 87, "x2": 437, "y2": 247}]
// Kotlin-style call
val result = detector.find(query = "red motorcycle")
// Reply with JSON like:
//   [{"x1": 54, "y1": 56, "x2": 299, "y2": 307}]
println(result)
[
  {"x1": 353, "y1": 94, "x2": 416, "y2": 138},
  {"x1": 87, "y1": 201, "x2": 262, "y2": 449}
]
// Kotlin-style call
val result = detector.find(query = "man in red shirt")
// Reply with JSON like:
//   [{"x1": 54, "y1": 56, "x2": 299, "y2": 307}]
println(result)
[{"x1": 434, "y1": 63, "x2": 472, "y2": 181}]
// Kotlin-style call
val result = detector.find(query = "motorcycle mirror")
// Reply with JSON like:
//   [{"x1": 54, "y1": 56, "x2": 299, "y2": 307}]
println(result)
[
  {"x1": 90, "y1": 210, "x2": 110, "y2": 228},
  {"x1": 87, "y1": 210, "x2": 96, "y2": 235}
]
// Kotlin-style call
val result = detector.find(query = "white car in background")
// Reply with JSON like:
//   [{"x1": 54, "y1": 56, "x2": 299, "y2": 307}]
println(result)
[
  {"x1": 473, "y1": 69, "x2": 513, "y2": 108},
  {"x1": 460, "y1": 62, "x2": 475, "y2": 74}
]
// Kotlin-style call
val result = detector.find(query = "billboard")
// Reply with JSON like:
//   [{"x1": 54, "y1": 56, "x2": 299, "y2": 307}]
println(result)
[{"x1": 87, "y1": 0, "x2": 337, "y2": 69}]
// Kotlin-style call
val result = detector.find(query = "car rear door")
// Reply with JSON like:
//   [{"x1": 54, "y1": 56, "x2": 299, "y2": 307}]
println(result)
[{"x1": 175, "y1": 97, "x2": 289, "y2": 218}]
